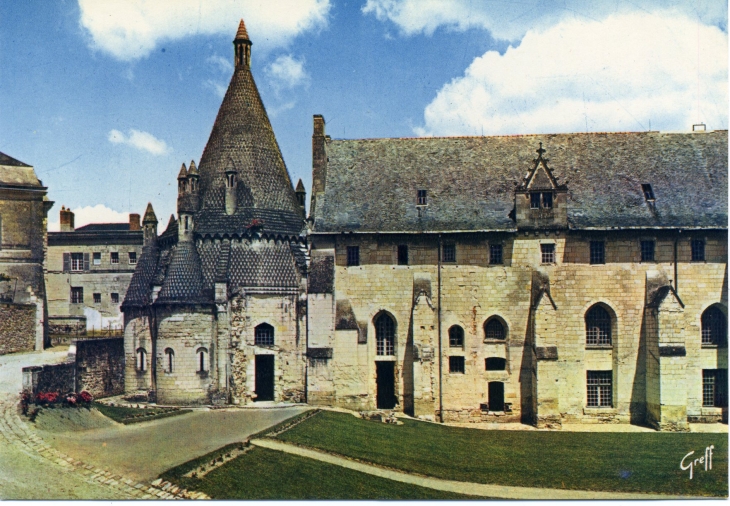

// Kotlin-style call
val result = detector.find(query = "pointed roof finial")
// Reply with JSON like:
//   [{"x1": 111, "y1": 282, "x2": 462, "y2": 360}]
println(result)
[
  {"x1": 536, "y1": 142, "x2": 546, "y2": 158},
  {"x1": 295, "y1": 179, "x2": 305, "y2": 192},
  {"x1": 143, "y1": 203, "x2": 158, "y2": 224},
  {"x1": 225, "y1": 157, "x2": 237, "y2": 174},
  {"x1": 177, "y1": 162, "x2": 188, "y2": 179},
  {"x1": 188, "y1": 159, "x2": 198, "y2": 176},
  {"x1": 235, "y1": 18, "x2": 250, "y2": 41}
]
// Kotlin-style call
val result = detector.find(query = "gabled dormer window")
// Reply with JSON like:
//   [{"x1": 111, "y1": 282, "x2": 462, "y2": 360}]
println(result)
[
  {"x1": 641, "y1": 184, "x2": 655, "y2": 201},
  {"x1": 417, "y1": 189, "x2": 427, "y2": 206},
  {"x1": 530, "y1": 192, "x2": 553, "y2": 209}
]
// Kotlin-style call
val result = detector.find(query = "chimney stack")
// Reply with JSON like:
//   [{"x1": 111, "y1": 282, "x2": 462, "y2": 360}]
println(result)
[
  {"x1": 60, "y1": 206, "x2": 75, "y2": 232},
  {"x1": 129, "y1": 213, "x2": 141, "y2": 231}
]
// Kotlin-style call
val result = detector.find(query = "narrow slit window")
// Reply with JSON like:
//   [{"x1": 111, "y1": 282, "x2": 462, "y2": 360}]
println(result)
[
  {"x1": 164, "y1": 348, "x2": 174, "y2": 373},
  {"x1": 417, "y1": 189, "x2": 427, "y2": 206},
  {"x1": 641, "y1": 183, "x2": 655, "y2": 201},
  {"x1": 397, "y1": 245, "x2": 408, "y2": 265}
]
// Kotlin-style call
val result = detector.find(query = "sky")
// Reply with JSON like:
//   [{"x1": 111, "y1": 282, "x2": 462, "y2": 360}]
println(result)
[{"x1": 0, "y1": 0, "x2": 727, "y2": 231}]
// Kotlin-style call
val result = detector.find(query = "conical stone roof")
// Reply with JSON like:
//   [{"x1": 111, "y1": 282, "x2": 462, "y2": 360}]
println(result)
[{"x1": 196, "y1": 27, "x2": 304, "y2": 235}]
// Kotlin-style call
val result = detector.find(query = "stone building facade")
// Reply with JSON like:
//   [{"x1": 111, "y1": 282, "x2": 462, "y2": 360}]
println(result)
[
  {"x1": 0, "y1": 152, "x2": 53, "y2": 354},
  {"x1": 122, "y1": 20, "x2": 727, "y2": 430},
  {"x1": 46, "y1": 207, "x2": 143, "y2": 340}
]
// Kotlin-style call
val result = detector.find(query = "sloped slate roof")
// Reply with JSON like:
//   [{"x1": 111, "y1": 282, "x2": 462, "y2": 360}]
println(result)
[
  {"x1": 228, "y1": 239, "x2": 300, "y2": 289},
  {"x1": 196, "y1": 208, "x2": 303, "y2": 237},
  {"x1": 0, "y1": 151, "x2": 31, "y2": 167},
  {"x1": 313, "y1": 131, "x2": 728, "y2": 232},
  {"x1": 156, "y1": 242, "x2": 207, "y2": 304},
  {"x1": 196, "y1": 61, "x2": 304, "y2": 233},
  {"x1": 121, "y1": 245, "x2": 160, "y2": 308},
  {"x1": 76, "y1": 223, "x2": 129, "y2": 232}
]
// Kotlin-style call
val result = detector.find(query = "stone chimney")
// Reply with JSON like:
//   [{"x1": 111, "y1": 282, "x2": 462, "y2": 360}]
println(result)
[
  {"x1": 311, "y1": 115, "x2": 327, "y2": 217},
  {"x1": 129, "y1": 213, "x2": 141, "y2": 231},
  {"x1": 60, "y1": 206, "x2": 74, "y2": 232}
]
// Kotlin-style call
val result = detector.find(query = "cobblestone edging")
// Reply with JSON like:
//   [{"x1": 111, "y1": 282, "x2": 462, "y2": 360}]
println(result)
[{"x1": 0, "y1": 397, "x2": 210, "y2": 500}]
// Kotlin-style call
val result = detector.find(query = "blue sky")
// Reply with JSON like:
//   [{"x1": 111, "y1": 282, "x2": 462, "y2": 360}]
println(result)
[{"x1": 0, "y1": 0, "x2": 727, "y2": 230}]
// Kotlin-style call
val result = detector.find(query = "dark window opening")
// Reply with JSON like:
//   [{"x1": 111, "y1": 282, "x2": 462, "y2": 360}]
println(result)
[
  {"x1": 541, "y1": 243, "x2": 555, "y2": 264},
  {"x1": 93, "y1": 252, "x2": 101, "y2": 265},
  {"x1": 640, "y1": 240, "x2": 655, "y2": 262},
  {"x1": 542, "y1": 192, "x2": 553, "y2": 209},
  {"x1": 488, "y1": 382, "x2": 505, "y2": 411},
  {"x1": 164, "y1": 348, "x2": 174, "y2": 373},
  {"x1": 110, "y1": 252, "x2": 119, "y2": 264},
  {"x1": 530, "y1": 192, "x2": 541, "y2": 209},
  {"x1": 449, "y1": 356, "x2": 465, "y2": 374},
  {"x1": 703, "y1": 369, "x2": 728, "y2": 407},
  {"x1": 590, "y1": 241, "x2": 605, "y2": 265},
  {"x1": 587, "y1": 371, "x2": 612, "y2": 407},
  {"x1": 485, "y1": 357, "x2": 507, "y2": 371},
  {"x1": 255, "y1": 323, "x2": 275, "y2": 346},
  {"x1": 641, "y1": 183, "x2": 655, "y2": 201},
  {"x1": 111, "y1": 293, "x2": 119, "y2": 304},
  {"x1": 449, "y1": 326, "x2": 464, "y2": 348},
  {"x1": 129, "y1": 252, "x2": 137, "y2": 264},
  {"x1": 484, "y1": 318, "x2": 506, "y2": 341},
  {"x1": 443, "y1": 244, "x2": 456, "y2": 263},
  {"x1": 71, "y1": 252, "x2": 84, "y2": 271},
  {"x1": 71, "y1": 287, "x2": 83, "y2": 304},
  {"x1": 417, "y1": 189, "x2": 427, "y2": 206},
  {"x1": 586, "y1": 305, "x2": 612, "y2": 346},
  {"x1": 93, "y1": 293, "x2": 101, "y2": 304},
  {"x1": 347, "y1": 246, "x2": 360, "y2": 266},
  {"x1": 702, "y1": 306, "x2": 727, "y2": 345},
  {"x1": 375, "y1": 313, "x2": 395, "y2": 356},
  {"x1": 490, "y1": 244, "x2": 503, "y2": 265},
  {"x1": 136, "y1": 348, "x2": 147, "y2": 372},
  {"x1": 197, "y1": 348, "x2": 208, "y2": 373},
  {"x1": 397, "y1": 245, "x2": 408, "y2": 265},
  {"x1": 691, "y1": 239, "x2": 705, "y2": 262}
]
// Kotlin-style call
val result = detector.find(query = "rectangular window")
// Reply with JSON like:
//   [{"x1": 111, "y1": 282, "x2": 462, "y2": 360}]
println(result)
[
  {"x1": 489, "y1": 244, "x2": 503, "y2": 265},
  {"x1": 703, "y1": 369, "x2": 728, "y2": 407},
  {"x1": 397, "y1": 245, "x2": 408, "y2": 265},
  {"x1": 587, "y1": 371, "x2": 612, "y2": 407},
  {"x1": 691, "y1": 239, "x2": 705, "y2": 262},
  {"x1": 641, "y1": 183, "x2": 655, "y2": 201},
  {"x1": 530, "y1": 192, "x2": 541, "y2": 209},
  {"x1": 442, "y1": 244, "x2": 456, "y2": 263},
  {"x1": 346, "y1": 246, "x2": 360, "y2": 267},
  {"x1": 417, "y1": 189, "x2": 427, "y2": 206},
  {"x1": 70, "y1": 253, "x2": 84, "y2": 271},
  {"x1": 449, "y1": 356, "x2": 465, "y2": 374},
  {"x1": 541, "y1": 243, "x2": 555, "y2": 264},
  {"x1": 70, "y1": 287, "x2": 83, "y2": 304},
  {"x1": 93, "y1": 293, "x2": 101, "y2": 304},
  {"x1": 93, "y1": 252, "x2": 101, "y2": 265},
  {"x1": 590, "y1": 241, "x2": 605, "y2": 265},
  {"x1": 542, "y1": 192, "x2": 553, "y2": 209},
  {"x1": 111, "y1": 293, "x2": 119, "y2": 304},
  {"x1": 640, "y1": 240, "x2": 655, "y2": 262},
  {"x1": 110, "y1": 252, "x2": 119, "y2": 264},
  {"x1": 129, "y1": 251, "x2": 137, "y2": 264}
]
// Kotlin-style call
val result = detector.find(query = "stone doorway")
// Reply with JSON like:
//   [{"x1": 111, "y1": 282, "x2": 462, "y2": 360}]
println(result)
[
  {"x1": 255, "y1": 355, "x2": 274, "y2": 401},
  {"x1": 488, "y1": 381, "x2": 504, "y2": 412},
  {"x1": 376, "y1": 361, "x2": 397, "y2": 409}
]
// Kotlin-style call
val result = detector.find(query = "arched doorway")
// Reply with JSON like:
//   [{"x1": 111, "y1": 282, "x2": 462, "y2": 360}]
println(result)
[{"x1": 374, "y1": 312, "x2": 397, "y2": 409}]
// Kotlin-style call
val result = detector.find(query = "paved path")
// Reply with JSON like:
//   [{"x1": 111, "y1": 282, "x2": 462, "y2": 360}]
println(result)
[{"x1": 250, "y1": 438, "x2": 700, "y2": 500}]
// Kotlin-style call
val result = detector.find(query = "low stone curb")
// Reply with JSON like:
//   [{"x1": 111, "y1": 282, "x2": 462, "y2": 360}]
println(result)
[{"x1": 0, "y1": 397, "x2": 210, "y2": 500}]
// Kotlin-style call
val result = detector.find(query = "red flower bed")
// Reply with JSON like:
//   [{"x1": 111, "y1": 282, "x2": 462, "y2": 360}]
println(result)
[{"x1": 79, "y1": 391, "x2": 93, "y2": 403}]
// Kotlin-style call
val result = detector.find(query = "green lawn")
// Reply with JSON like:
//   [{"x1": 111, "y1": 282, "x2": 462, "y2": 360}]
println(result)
[
  {"x1": 276, "y1": 410, "x2": 728, "y2": 497},
  {"x1": 160, "y1": 445, "x2": 475, "y2": 500},
  {"x1": 93, "y1": 402, "x2": 191, "y2": 425}
]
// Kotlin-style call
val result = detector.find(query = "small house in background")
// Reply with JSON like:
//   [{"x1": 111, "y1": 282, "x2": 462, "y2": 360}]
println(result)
[
  {"x1": 46, "y1": 207, "x2": 144, "y2": 343},
  {"x1": 0, "y1": 151, "x2": 53, "y2": 354}
]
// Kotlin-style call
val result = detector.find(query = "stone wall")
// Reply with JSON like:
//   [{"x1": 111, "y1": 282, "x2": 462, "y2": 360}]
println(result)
[
  {"x1": 22, "y1": 362, "x2": 75, "y2": 396},
  {"x1": 76, "y1": 337, "x2": 125, "y2": 398},
  {"x1": 0, "y1": 303, "x2": 36, "y2": 354}
]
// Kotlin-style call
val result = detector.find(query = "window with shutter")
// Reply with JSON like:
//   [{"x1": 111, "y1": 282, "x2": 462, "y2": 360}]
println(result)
[
  {"x1": 63, "y1": 253, "x2": 71, "y2": 272},
  {"x1": 83, "y1": 253, "x2": 90, "y2": 271}
]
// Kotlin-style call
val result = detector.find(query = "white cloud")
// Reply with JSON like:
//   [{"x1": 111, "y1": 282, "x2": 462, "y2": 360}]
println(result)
[
  {"x1": 48, "y1": 205, "x2": 131, "y2": 232},
  {"x1": 78, "y1": 0, "x2": 331, "y2": 61},
  {"x1": 108, "y1": 129, "x2": 171, "y2": 155},
  {"x1": 207, "y1": 54, "x2": 233, "y2": 74},
  {"x1": 265, "y1": 54, "x2": 309, "y2": 91},
  {"x1": 362, "y1": 0, "x2": 727, "y2": 41},
  {"x1": 204, "y1": 79, "x2": 228, "y2": 98},
  {"x1": 415, "y1": 11, "x2": 728, "y2": 137}
]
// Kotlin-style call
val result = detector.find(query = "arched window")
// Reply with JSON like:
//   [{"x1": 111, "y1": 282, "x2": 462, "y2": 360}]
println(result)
[
  {"x1": 702, "y1": 306, "x2": 727, "y2": 345},
  {"x1": 484, "y1": 318, "x2": 506, "y2": 341},
  {"x1": 586, "y1": 305, "x2": 612, "y2": 346},
  {"x1": 197, "y1": 347, "x2": 209, "y2": 373},
  {"x1": 164, "y1": 348, "x2": 174, "y2": 373},
  {"x1": 375, "y1": 313, "x2": 395, "y2": 356},
  {"x1": 255, "y1": 323, "x2": 275, "y2": 346},
  {"x1": 449, "y1": 325, "x2": 464, "y2": 348},
  {"x1": 136, "y1": 348, "x2": 147, "y2": 372}
]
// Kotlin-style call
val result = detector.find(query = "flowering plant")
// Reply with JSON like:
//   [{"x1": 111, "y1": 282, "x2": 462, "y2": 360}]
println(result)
[
  {"x1": 35, "y1": 391, "x2": 59, "y2": 405},
  {"x1": 79, "y1": 391, "x2": 93, "y2": 403},
  {"x1": 65, "y1": 393, "x2": 78, "y2": 406}
]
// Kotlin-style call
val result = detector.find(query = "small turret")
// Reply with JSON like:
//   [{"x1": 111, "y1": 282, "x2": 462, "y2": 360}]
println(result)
[
  {"x1": 233, "y1": 18, "x2": 252, "y2": 69},
  {"x1": 177, "y1": 163, "x2": 188, "y2": 196},
  {"x1": 187, "y1": 159, "x2": 200, "y2": 211},
  {"x1": 224, "y1": 158, "x2": 238, "y2": 216},
  {"x1": 295, "y1": 179, "x2": 306, "y2": 216},
  {"x1": 142, "y1": 203, "x2": 158, "y2": 246}
]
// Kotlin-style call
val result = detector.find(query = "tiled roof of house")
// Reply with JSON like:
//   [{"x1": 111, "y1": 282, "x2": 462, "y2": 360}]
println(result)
[
  {"x1": 0, "y1": 151, "x2": 31, "y2": 167},
  {"x1": 313, "y1": 131, "x2": 728, "y2": 232},
  {"x1": 155, "y1": 241, "x2": 207, "y2": 304},
  {"x1": 121, "y1": 244, "x2": 160, "y2": 308}
]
